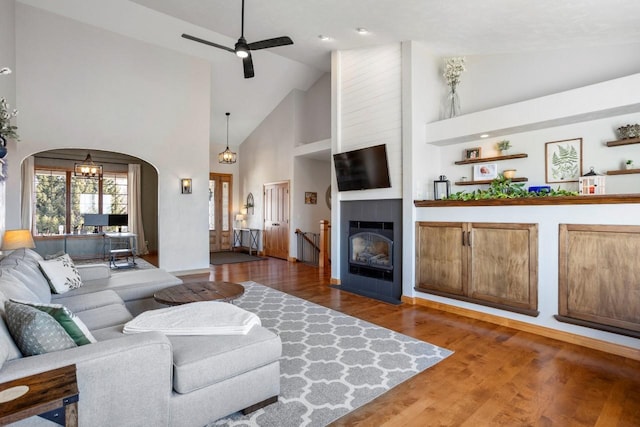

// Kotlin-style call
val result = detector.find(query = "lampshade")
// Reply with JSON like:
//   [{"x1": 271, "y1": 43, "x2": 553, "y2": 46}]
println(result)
[
  {"x1": 235, "y1": 214, "x2": 245, "y2": 221},
  {"x1": 1, "y1": 229, "x2": 36, "y2": 251}
]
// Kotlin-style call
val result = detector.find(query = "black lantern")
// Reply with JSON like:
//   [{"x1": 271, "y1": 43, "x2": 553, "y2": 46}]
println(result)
[{"x1": 433, "y1": 175, "x2": 451, "y2": 200}]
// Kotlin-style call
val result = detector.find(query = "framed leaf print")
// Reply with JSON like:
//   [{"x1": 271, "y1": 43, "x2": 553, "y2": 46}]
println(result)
[{"x1": 545, "y1": 138, "x2": 582, "y2": 183}]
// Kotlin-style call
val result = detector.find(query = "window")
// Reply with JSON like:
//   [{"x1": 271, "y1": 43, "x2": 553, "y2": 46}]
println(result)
[{"x1": 35, "y1": 168, "x2": 128, "y2": 235}]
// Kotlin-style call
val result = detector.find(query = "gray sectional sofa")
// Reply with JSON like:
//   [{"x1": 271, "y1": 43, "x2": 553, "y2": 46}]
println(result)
[{"x1": 0, "y1": 249, "x2": 282, "y2": 426}]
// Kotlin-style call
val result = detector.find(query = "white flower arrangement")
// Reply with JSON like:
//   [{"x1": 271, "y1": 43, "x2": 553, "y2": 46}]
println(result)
[
  {"x1": 0, "y1": 97, "x2": 19, "y2": 142},
  {"x1": 442, "y1": 57, "x2": 466, "y2": 89}
]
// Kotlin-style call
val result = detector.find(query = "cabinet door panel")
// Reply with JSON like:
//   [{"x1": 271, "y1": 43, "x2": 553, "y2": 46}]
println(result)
[
  {"x1": 416, "y1": 222, "x2": 467, "y2": 296},
  {"x1": 469, "y1": 223, "x2": 538, "y2": 312},
  {"x1": 559, "y1": 224, "x2": 640, "y2": 333}
]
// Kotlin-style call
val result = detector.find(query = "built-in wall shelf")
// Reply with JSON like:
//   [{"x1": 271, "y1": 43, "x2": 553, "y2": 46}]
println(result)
[
  {"x1": 425, "y1": 73, "x2": 640, "y2": 146},
  {"x1": 606, "y1": 137, "x2": 640, "y2": 147},
  {"x1": 454, "y1": 153, "x2": 527, "y2": 165},
  {"x1": 607, "y1": 168, "x2": 640, "y2": 175},
  {"x1": 455, "y1": 177, "x2": 528, "y2": 186}
]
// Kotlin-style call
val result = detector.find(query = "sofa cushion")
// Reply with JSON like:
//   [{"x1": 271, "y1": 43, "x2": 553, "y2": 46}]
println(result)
[
  {"x1": 68, "y1": 269, "x2": 182, "y2": 302},
  {"x1": 4, "y1": 300, "x2": 77, "y2": 356},
  {"x1": 52, "y1": 289, "x2": 124, "y2": 313},
  {"x1": 76, "y1": 304, "x2": 134, "y2": 331},
  {"x1": 38, "y1": 254, "x2": 83, "y2": 294},
  {"x1": 0, "y1": 273, "x2": 41, "y2": 303},
  {"x1": 12, "y1": 300, "x2": 97, "y2": 346},
  {"x1": 10, "y1": 258, "x2": 53, "y2": 303},
  {"x1": 169, "y1": 325, "x2": 282, "y2": 394},
  {"x1": 0, "y1": 291, "x2": 25, "y2": 361},
  {"x1": 0, "y1": 334, "x2": 8, "y2": 369}
]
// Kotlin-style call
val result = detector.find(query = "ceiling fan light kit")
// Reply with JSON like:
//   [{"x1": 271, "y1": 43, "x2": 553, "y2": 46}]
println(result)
[{"x1": 182, "y1": 0, "x2": 293, "y2": 78}]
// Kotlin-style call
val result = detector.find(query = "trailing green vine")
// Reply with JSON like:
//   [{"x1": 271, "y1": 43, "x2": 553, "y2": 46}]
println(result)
[{"x1": 445, "y1": 175, "x2": 578, "y2": 201}]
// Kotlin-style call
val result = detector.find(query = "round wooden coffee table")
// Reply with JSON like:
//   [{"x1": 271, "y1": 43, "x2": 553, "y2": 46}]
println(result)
[{"x1": 153, "y1": 281, "x2": 245, "y2": 306}]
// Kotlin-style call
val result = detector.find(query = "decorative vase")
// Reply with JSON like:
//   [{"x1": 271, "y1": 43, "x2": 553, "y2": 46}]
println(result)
[
  {"x1": 446, "y1": 85, "x2": 461, "y2": 118},
  {"x1": 626, "y1": 162, "x2": 634, "y2": 170}
]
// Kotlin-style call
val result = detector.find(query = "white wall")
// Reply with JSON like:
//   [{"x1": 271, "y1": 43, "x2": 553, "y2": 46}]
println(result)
[
  {"x1": 428, "y1": 112, "x2": 640, "y2": 198},
  {"x1": 300, "y1": 72, "x2": 331, "y2": 145},
  {"x1": 455, "y1": 43, "x2": 640, "y2": 117},
  {"x1": 292, "y1": 157, "x2": 331, "y2": 233},
  {"x1": 239, "y1": 90, "x2": 299, "y2": 231},
  {"x1": 0, "y1": 0, "x2": 16, "y2": 236},
  {"x1": 12, "y1": 4, "x2": 211, "y2": 272},
  {"x1": 335, "y1": 44, "x2": 403, "y2": 201}
]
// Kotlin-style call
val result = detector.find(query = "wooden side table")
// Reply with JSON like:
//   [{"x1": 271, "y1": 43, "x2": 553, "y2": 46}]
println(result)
[
  {"x1": 154, "y1": 281, "x2": 245, "y2": 305},
  {"x1": 0, "y1": 364, "x2": 79, "y2": 426}
]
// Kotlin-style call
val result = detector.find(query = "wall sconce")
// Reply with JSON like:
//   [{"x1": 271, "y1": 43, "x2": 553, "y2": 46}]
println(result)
[{"x1": 181, "y1": 178, "x2": 192, "y2": 194}]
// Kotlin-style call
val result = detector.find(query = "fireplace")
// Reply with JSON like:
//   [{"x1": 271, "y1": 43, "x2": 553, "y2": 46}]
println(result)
[
  {"x1": 339, "y1": 200, "x2": 402, "y2": 304},
  {"x1": 349, "y1": 221, "x2": 393, "y2": 281}
]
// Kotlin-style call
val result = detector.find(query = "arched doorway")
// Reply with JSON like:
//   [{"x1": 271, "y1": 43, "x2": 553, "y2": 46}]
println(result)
[{"x1": 26, "y1": 148, "x2": 158, "y2": 261}]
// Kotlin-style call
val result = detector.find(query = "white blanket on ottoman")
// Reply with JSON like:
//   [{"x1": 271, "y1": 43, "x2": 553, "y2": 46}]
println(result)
[{"x1": 123, "y1": 301, "x2": 261, "y2": 335}]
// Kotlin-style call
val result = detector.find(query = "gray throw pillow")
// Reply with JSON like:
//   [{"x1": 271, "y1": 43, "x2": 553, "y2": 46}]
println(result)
[{"x1": 4, "y1": 300, "x2": 77, "y2": 356}]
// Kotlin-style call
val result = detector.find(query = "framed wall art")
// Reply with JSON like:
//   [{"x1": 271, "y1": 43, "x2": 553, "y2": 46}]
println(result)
[
  {"x1": 465, "y1": 147, "x2": 482, "y2": 160},
  {"x1": 473, "y1": 163, "x2": 498, "y2": 180},
  {"x1": 545, "y1": 138, "x2": 582, "y2": 183},
  {"x1": 305, "y1": 192, "x2": 317, "y2": 204}
]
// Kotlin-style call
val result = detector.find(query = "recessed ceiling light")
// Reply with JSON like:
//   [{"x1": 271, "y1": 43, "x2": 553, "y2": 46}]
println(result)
[
  {"x1": 480, "y1": 134, "x2": 490, "y2": 138},
  {"x1": 356, "y1": 28, "x2": 369, "y2": 35},
  {"x1": 317, "y1": 35, "x2": 331, "y2": 41}
]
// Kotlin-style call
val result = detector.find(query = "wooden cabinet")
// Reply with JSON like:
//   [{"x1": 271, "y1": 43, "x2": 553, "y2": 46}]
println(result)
[
  {"x1": 416, "y1": 221, "x2": 538, "y2": 316},
  {"x1": 557, "y1": 224, "x2": 640, "y2": 338}
]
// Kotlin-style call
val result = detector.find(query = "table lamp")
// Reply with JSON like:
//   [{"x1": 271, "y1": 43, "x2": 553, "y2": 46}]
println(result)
[
  {"x1": 235, "y1": 214, "x2": 246, "y2": 228},
  {"x1": 1, "y1": 229, "x2": 36, "y2": 255}
]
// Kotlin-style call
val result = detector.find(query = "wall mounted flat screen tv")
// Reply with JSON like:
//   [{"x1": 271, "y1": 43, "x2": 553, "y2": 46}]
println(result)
[{"x1": 333, "y1": 144, "x2": 391, "y2": 191}]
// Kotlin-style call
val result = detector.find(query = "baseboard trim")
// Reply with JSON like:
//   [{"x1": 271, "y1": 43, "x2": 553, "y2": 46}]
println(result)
[
  {"x1": 288, "y1": 257, "x2": 297, "y2": 263},
  {"x1": 330, "y1": 278, "x2": 341, "y2": 285},
  {"x1": 171, "y1": 268, "x2": 211, "y2": 276},
  {"x1": 402, "y1": 295, "x2": 640, "y2": 361}
]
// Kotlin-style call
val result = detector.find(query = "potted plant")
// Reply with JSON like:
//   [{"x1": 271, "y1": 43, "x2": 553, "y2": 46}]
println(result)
[
  {"x1": 626, "y1": 159, "x2": 634, "y2": 170},
  {"x1": 0, "y1": 97, "x2": 18, "y2": 158},
  {"x1": 497, "y1": 140, "x2": 511, "y2": 155}
]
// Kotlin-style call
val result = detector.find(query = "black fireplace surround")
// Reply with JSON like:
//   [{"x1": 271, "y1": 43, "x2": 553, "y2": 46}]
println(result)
[{"x1": 339, "y1": 199, "x2": 402, "y2": 304}]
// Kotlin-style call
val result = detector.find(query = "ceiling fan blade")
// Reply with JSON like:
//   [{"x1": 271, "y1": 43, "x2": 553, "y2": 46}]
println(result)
[
  {"x1": 181, "y1": 33, "x2": 235, "y2": 54},
  {"x1": 248, "y1": 36, "x2": 293, "y2": 51},
  {"x1": 243, "y1": 55, "x2": 255, "y2": 79}
]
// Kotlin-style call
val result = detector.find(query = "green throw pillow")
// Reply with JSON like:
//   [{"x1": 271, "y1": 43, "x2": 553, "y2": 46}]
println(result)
[
  {"x1": 11, "y1": 300, "x2": 96, "y2": 346},
  {"x1": 38, "y1": 254, "x2": 83, "y2": 294},
  {"x1": 4, "y1": 300, "x2": 77, "y2": 356}
]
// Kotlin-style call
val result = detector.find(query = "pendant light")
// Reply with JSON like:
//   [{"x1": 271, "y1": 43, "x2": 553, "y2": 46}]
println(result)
[
  {"x1": 74, "y1": 152, "x2": 103, "y2": 179},
  {"x1": 218, "y1": 112, "x2": 237, "y2": 164}
]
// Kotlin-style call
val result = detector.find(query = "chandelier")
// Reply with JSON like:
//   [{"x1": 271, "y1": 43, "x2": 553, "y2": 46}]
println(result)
[
  {"x1": 74, "y1": 152, "x2": 103, "y2": 178},
  {"x1": 218, "y1": 112, "x2": 237, "y2": 164}
]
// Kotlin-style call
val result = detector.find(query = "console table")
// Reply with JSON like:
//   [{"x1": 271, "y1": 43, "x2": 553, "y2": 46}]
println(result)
[{"x1": 232, "y1": 228, "x2": 261, "y2": 255}]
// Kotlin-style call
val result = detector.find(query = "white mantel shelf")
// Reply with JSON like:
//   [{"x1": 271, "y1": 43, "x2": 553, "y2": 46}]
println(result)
[{"x1": 425, "y1": 73, "x2": 640, "y2": 146}]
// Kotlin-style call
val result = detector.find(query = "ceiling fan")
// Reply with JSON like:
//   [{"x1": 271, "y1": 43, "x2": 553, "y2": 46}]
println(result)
[{"x1": 181, "y1": 0, "x2": 293, "y2": 79}]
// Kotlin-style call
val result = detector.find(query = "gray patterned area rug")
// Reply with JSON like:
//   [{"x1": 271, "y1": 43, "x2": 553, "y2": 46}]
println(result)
[{"x1": 211, "y1": 281, "x2": 453, "y2": 427}]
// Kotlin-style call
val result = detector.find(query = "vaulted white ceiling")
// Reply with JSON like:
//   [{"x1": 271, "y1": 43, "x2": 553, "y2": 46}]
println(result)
[{"x1": 18, "y1": 0, "x2": 640, "y2": 150}]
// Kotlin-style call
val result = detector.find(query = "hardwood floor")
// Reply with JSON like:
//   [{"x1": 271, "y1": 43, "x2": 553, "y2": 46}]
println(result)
[{"x1": 170, "y1": 256, "x2": 640, "y2": 426}]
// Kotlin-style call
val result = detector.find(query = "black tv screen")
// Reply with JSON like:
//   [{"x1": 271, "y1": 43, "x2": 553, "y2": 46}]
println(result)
[
  {"x1": 108, "y1": 214, "x2": 128, "y2": 227},
  {"x1": 333, "y1": 144, "x2": 391, "y2": 191}
]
